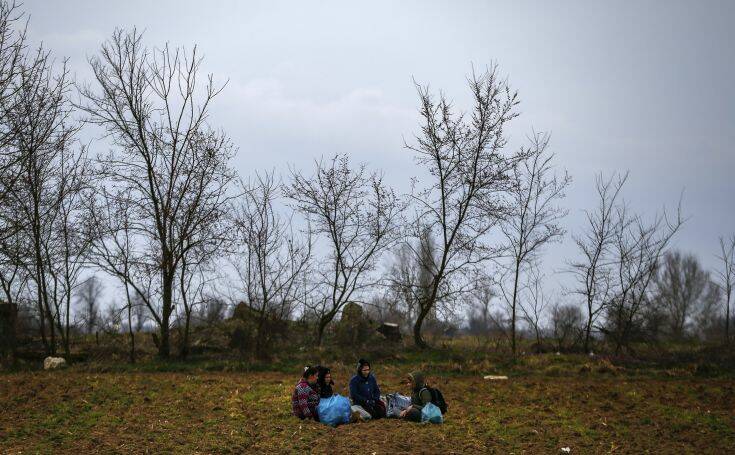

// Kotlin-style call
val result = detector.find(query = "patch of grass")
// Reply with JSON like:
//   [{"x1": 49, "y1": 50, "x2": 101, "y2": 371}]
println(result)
[{"x1": 2, "y1": 371, "x2": 733, "y2": 453}]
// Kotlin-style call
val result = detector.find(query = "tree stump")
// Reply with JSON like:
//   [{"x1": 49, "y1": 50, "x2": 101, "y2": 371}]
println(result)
[{"x1": 377, "y1": 322, "x2": 402, "y2": 342}]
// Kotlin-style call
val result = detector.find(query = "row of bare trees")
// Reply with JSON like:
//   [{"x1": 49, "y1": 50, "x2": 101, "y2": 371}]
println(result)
[
  {"x1": 2, "y1": 1, "x2": 732, "y2": 362},
  {"x1": 0, "y1": 1, "x2": 91, "y2": 357},
  {"x1": 459, "y1": 172, "x2": 733, "y2": 354},
  {"x1": 569, "y1": 173, "x2": 685, "y2": 353}
]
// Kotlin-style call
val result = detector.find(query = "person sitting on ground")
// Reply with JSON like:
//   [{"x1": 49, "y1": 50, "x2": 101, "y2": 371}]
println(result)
[
  {"x1": 399, "y1": 371, "x2": 433, "y2": 422},
  {"x1": 349, "y1": 358, "x2": 386, "y2": 419},
  {"x1": 292, "y1": 366, "x2": 320, "y2": 421},
  {"x1": 316, "y1": 365, "x2": 335, "y2": 399}
]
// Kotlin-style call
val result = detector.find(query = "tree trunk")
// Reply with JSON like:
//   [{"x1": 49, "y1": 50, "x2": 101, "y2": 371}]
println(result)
[
  {"x1": 127, "y1": 300, "x2": 136, "y2": 364},
  {"x1": 316, "y1": 316, "x2": 329, "y2": 347},
  {"x1": 535, "y1": 327, "x2": 541, "y2": 353},
  {"x1": 510, "y1": 260, "x2": 521, "y2": 358},
  {"x1": 159, "y1": 273, "x2": 173, "y2": 358},
  {"x1": 413, "y1": 306, "x2": 429, "y2": 349},
  {"x1": 63, "y1": 294, "x2": 71, "y2": 357},
  {"x1": 180, "y1": 309, "x2": 191, "y2": 360},
  {"x1": 44, "y1": 299, "x2": 56, "y2": 356},
  {"x1": 583, "y1": 306, "x2": 593, "y2": 353},
  {"x1": 726, "y1": 293, "x2": 730, "y2": 345},
  {"x1": 255, "y1": 313, "x2": 267, "y2": 359},
  {"x1": 36, "y1": 294, "x2": 48, "y2": 352}
]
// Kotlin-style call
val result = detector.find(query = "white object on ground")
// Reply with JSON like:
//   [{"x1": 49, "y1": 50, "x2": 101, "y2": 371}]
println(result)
[
  {"x1": 351, "y1": 405, "x2": 372, "y2": 421},
  {"x1": 43, "y1": 357, "x2": 67, "y2": 370},
  {"x1": 561, "y1": 447, "x2": 571, "y2": 453},
  {"x1": 483, "y1": 375, "x2": 508, "y2": 380}
]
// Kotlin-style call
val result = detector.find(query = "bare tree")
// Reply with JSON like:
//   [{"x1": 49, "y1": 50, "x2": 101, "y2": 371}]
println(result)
[
  {"x1": 518, "y1": 264, "x2": 550, "y2": 353},
  {"x1": 715, "y1": 235, "x2": 734, "y2": 344},
  {"x1": 465, "y1": 276, "x2": 506, "y2": 347},
  {"x1": 51, "y1": 157, "x2": 93, "y2": 356},
  {"x1": 499, "y1": 132, "x2": 570, "y2": 356},
  {"x1": 569, "y1": 173, "x2": 627, "y2": 353},
  {"x1": 1, "y1": 33, "x2": 90, "y2": 356},
  {"x1": 176, "y1": 252, "x2": 213, "y2": 359},
  {"x1": 76, "y1": 275, "x2": 103, "y2": 334},
  {"x1": 405, "y1": 66, "x2": 521, "y2": 348},
  {"x1": 0, "y1": 2, "x2": 32, "y2": 321},
  {"x1": 0, "y1": 1, "x2": 27, "y2": 209},
  {"x1": 384, "y1": 226, "x2": 437, "y2": 334},
  {"x1": 195, "y1": 295, "x2": 227, "y2": 326},
  {"x1": 78, "y1": 29, "x2": 237, "y2": 357},
  {"x1": 131, "y1": 291, "x2": 148, "y2": 333},
  {"x1": 84, "y1": 187, "x2": 154, "y2": 363},
  {"x1": 605, "y1": 199, "x2": 683, "y2": 354},
  {"x1": 653, "y1": 250, "x2": 719, "y2": 340},
  {"x1": 550, "y1": 302, "x2": 582, "y2": 352},
  {"x1": 692, "y1": 282, "x2": 723, "y2": 342},
  {"x1": 0, "y1": 223, "x2": 28, "y2": 308},
  {"x1": 102, "y1": 301, "x2": 122, "y2": 334},
  {"x1": 232, "y1": 171, "x2": 311, "y2": 357},
  {"x1": 286, "y1": 154, "x2": 400, "y2": 346}
]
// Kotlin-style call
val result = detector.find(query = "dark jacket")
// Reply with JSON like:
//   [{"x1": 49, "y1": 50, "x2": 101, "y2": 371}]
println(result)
[
  {"x1": 349, "y1": 371, "x2": 381, "y2": 406},
  {"x1": 408, "y1": 371, "x2": 433, "y2": 410}
]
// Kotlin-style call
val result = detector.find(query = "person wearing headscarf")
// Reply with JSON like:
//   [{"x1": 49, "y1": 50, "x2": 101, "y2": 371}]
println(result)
[
  {"x1": 349, "y1": 358, "x2": 386, "y2": 419},
  {"x1": 399, "y1": 371, "x2": 433, "y2": 422}
]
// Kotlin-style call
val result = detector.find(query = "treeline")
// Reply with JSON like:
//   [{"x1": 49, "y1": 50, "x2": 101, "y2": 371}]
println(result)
[{"x1": 1, "y1": 1, "x2": 733, "y2": 363}]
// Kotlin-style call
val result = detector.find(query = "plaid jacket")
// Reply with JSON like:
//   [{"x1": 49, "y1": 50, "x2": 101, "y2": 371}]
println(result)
[{"x1": 291, "y1": 378, "x2": 320, "y2": 420}]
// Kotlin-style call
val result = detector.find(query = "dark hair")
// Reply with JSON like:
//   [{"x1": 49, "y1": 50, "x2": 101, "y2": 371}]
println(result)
[
  {"x1": 302, "y1": 365, "x2": 318, "y2": 379},
  {"x1": 317, "y1": 366, "x2": 334, "y2": 385}
]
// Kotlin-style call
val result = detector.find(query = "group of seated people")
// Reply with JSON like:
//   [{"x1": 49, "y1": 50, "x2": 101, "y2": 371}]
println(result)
[{"x1": 291, "y1": 358, "x2": 437, "y2": 424}]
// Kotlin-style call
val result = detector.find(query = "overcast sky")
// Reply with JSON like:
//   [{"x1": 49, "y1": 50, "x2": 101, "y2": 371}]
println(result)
[{"x1": 22, "y1": 0, "x2": 735, "y2": 299}]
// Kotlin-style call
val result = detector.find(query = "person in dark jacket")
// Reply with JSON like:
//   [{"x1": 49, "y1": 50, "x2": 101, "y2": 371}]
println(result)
[
  {"x1": 349, "y1": 358, "x2": 386, "y2": 419},
  {"x1": 291, "y1": 366, "x2": 320, "y2": 421},
  {"x1": 316, "y1": 365, "x2": 335, "y2": 398},
  {"x1": 400, "y1": 371, "x2": 433, "y2": 422}
]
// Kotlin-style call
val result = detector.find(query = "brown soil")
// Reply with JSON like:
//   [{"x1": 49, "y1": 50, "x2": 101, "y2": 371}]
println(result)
[{"x1": 2, "y1": 371, "x2": 734, "y2": 454}]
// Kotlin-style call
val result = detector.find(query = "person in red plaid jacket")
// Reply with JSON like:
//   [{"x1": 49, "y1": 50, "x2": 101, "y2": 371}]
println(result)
[{"x1": 291, "y1": 366, "x2": 320, "y2": 421}]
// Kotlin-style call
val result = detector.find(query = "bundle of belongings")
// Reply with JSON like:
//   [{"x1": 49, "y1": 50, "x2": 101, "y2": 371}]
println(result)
[
  {"x1": 385, "y1": 393, "x2": 412, "y2": 418},
  {"x1": 317, "y1": 392, "x2": 446, "y2": 425}
]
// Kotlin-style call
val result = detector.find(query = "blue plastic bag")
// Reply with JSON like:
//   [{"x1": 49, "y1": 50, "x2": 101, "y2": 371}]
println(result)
[
  {"x1": 421, "y1": 402, "x2": 444, "y2": 424},
  {"x1": 317, "y1": 394, "x2": 352, "y2": 427}
]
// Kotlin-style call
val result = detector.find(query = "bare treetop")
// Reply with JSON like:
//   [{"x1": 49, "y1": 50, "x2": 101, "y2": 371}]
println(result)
[
  {"x1": 78, "y1": 28, "x2": 236, "y2": 357},
  {"x1": 404, "y1": 65, "x2": 524, "y2": 347},
  {"x1": 715, "y1": 235, "x2": 735, "y2": 343},
  {"x1": 498, "y1": 130, "x2": 570, "y2": 356},
  {"x1": 286, "y1": 153, "x2": 401, "y2": 345}
]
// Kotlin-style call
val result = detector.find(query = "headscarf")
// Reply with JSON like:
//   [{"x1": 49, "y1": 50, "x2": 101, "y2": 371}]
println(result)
[
  {"x1": 407, "y1": 371, "x2": 426, "y2": 392},
  {"x1": 356, "y1": 358, "x2": 371, "y2": 377}
]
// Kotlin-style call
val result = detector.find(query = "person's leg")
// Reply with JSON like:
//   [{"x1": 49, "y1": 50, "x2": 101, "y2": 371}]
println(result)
[
  {"x1": 362, "y1": 402, "x2": 378, "y2": 418},
  {"x1": 373, "y1": 399, "x2": 386, "y2": 419}
]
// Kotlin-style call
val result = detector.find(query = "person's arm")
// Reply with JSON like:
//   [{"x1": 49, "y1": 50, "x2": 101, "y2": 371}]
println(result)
[
  {"x1": 371, "y1": 376, "x2": 381, "y2": 401},
  {"x1": 297, "y1": 386, "x2": 314, "y2": 419}
]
